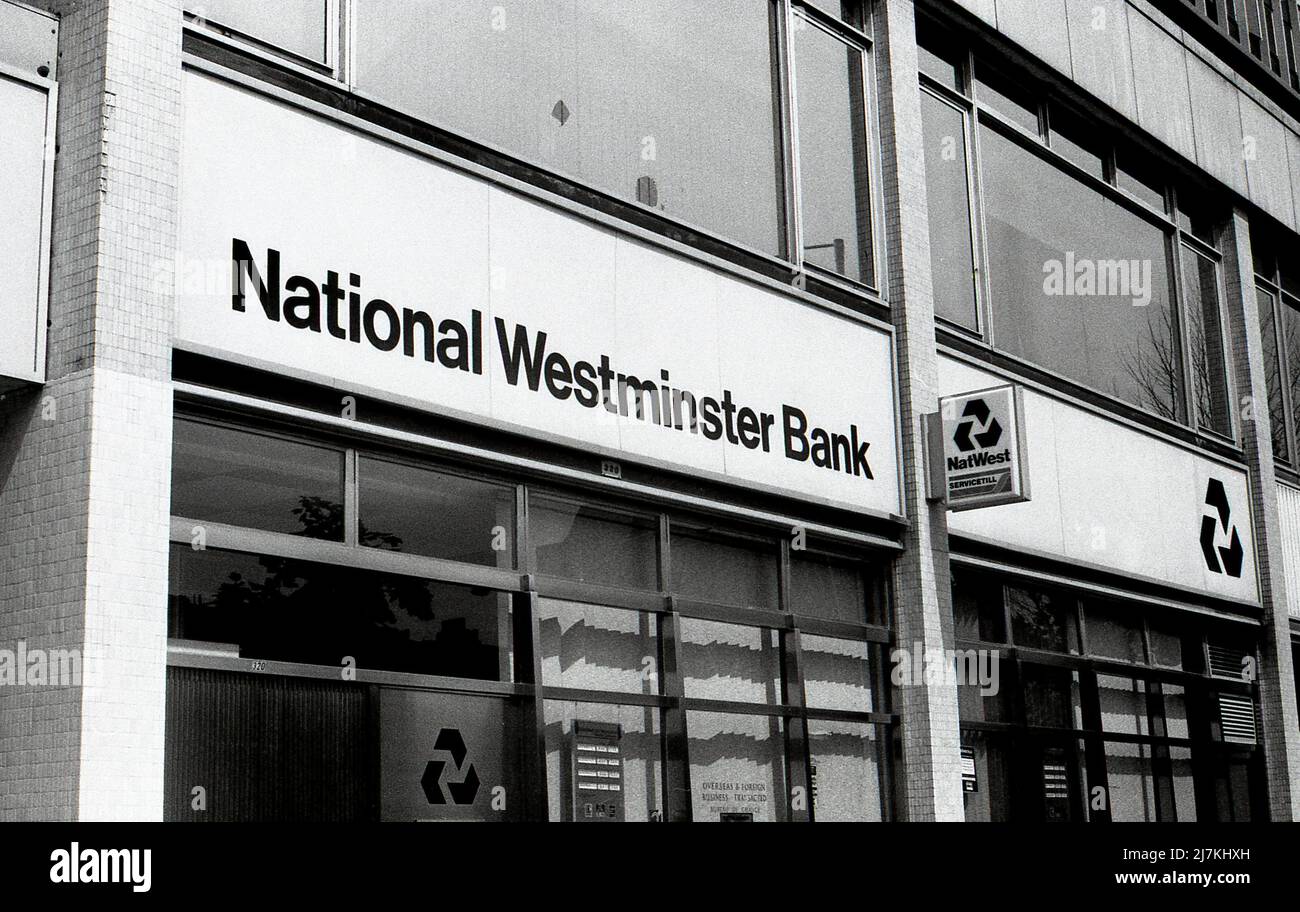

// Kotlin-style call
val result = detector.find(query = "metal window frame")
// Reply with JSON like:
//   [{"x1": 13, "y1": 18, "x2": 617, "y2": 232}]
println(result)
[{"x1": 183, "y1": 0, "x2": 341, "y2": 76}]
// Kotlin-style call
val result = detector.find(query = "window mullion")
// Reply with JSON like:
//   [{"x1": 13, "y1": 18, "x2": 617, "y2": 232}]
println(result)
[{"x1": 776, "y1": 0, "x2": 805, "y2": 271}]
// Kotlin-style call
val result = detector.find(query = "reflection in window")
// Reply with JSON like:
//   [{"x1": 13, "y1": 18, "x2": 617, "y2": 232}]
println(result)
[
  {"x1": 544, "y1": 701, "x2": 663, "y2": 822},
  {"x1": 802, "y1": 635, "x2": 872, "y2": 711},
  {"x1": 793, "y1": 14, "x2": 874, "y2": 284},
  {"x1": 1258, "y1": 286, "x2": 1291, "y2": 462},
  {"x1": 1021, "y1": 665, "x2": 1080, "y2": 729},
  {"x1": 188, "y1": 0, "x2": 328, "y2": 62},
  {"x1": 980, "y1": 125, "x2": 1180, "y2": 419},
  {"x1": 528, "y1": 497, "x2": 658, "y2": 590},
  {"x1": 672, "y1": 531, "x2": 779, "y2": 610},
  {"x1": 1279, "y1": 293, "x2": 1300, "y2": 459},
  {"x1": 538, "y1": 600, "x2": 658, "y2": 695},
  {"x1": 1008, "y1": 585, "x2": 1078, "y2": 653},
  {"x1": 953, "y1": 573, "x2": 1007, "y2": 643},
  {"x1": 1049, "y1": 108, "x2": 1106, "y2": 180},
  {"x1": 1181, "y1": 246, "x2": 1232, "y2": 437},
  {"x1": 680, "y1": 619, "x2": 781, "y2": 704},
  {"x1": 687, "y1": 711, "x2": 788, "y2": 821},
  {"x1": 171, "y1": 419, "x2": 345, "y2": 541},
  {"x1": 1098, "y1": 675, "x2": 1149, "y2": 735},
  {"x1": 807, "y1": 720, "x2": 883, "y2": 821},
  {"x1": 168, "y1": 545, "x2": 513, "y2": 681},
  {"x1": 354, "y1": 0, "x2": 785, "y2": 254},
  {"x1": 1105, "y1": 740, "x2": 1157, "y2": 822},
  {"x1": 921, "y1": 91, "x2": 979, "y2": 331},
  {"x1": 1084, "y1": 601, "x2": 1145, "y2": 663},
  {"x1": 358, "y1": 458, "x2": 515, "y2": 566}
]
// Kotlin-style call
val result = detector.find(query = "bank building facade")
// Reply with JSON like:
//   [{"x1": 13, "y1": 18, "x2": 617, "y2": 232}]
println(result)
[{"x1": 2, "y1": 0, "x2": 1300, "y2": 823}]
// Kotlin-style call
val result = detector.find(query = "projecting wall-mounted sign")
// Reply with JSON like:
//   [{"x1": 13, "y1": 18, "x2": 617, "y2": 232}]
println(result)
[
  {"x1": 176, "y1": 71, "x2": 902, "y2": 518},
  {"x1": 925, "y1": 384, "x2": 1030, "y2": 511}
]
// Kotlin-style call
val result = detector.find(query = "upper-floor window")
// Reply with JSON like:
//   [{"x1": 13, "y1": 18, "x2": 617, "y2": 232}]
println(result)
[
  {"x1": 916, "y1": 17, "x2": 1234, "y2": 439},
  {"x1": 187, "y1": 0, "x2": 331, "y2": 66},
  {"x1": 189, "y1": 1, "x2": 880, "y2": 294},
  {"x1": 1252, "y1": 231, "x2": 1300, "y2": 468}
]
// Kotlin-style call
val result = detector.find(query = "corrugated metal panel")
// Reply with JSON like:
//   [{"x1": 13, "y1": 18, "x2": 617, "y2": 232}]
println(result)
[
  {"x1": 1276, "y1": 482, "x2": 1300, "y2": 618},
  {"x1": 164, "y1": 667, "x2": 373, "y2": 821}
]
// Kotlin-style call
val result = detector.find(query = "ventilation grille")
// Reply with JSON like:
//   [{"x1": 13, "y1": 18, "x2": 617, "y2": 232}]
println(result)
[
  {"x1": 1207, "y1": 643, "x2": 1251, "y2": 680},
  {"x1": 1218, "y1": 693, "x2": 1258, "y2": 745},
  {"x1": 1043, "y1": 761, "x2": 1070, "y2": 800}
]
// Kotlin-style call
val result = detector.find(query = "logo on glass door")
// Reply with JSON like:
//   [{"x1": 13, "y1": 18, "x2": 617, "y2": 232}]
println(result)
[
  {"x1": 421, "y1": 728, "x2": 480, "y2": 806},
  {"x1": 1200, "y1": 479, "x2": 1244, "y2": 578}
]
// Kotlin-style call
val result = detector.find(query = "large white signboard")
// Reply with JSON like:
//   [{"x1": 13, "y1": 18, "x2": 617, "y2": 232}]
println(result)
[
  {"x1": 176, "y1": 72, "x2": 901, "y2": 517},
  {"x1": 940, "y1": 355, "x2": 1259, "y2": 603}
]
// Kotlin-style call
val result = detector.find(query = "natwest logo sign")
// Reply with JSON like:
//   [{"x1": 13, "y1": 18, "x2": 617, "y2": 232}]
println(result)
[
  {"x1": 1200, "y1": 479, "x2": 1244, "y2": 578},
  {"x1": 926, "y1": 384, "x2": 1029, "y2": 511}
]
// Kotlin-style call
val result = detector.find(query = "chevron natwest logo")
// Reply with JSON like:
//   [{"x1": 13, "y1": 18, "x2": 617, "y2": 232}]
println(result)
[
  {"x1": 421, "y1": 728, "x2": 481, "y2": 806},
  {"x1": 1200, "y1": 479, "x2": 1244, "y2": 578}
]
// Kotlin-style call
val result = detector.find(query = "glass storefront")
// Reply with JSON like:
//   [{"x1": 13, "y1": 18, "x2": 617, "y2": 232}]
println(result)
[
  {"x1": 165, "y1": 415, "x2": 895, "y2": 822},
  {"x1": 952, "y1": 567, "x2": 1264, "y2": 822}
]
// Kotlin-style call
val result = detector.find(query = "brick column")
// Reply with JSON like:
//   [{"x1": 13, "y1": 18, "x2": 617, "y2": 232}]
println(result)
[
  {"x1": 0, "y1": 0, "x2": 182, "y2": 820},
  {"x1": 874, "y1": 0, "x2": 964, "y2": 820},
  {"x1": 1221, "y1": 209, "x2": 1300, "y2": 821}
]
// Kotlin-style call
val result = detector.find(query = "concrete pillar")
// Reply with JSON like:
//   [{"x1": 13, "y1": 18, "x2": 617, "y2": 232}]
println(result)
[
  {"x1": 0, "y1": 0, "x2": 182, "y2": 820},
  {"x1": 874, "y1": 0, "x2": 964, "y2": 820},
  {"x1": 1221, "y1": 208, "x2": 1300, "y2": 821}
]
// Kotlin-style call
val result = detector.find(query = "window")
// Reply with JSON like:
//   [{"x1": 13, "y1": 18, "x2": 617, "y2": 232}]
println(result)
[
  {"x1": 792, "y1": 11, "x2": 874, "y2": 284},
  {"x1": 186, "y1": 1, "x2": 329, "y2": 64},
  {"x1": 952, "y1": 573, "x2": 1263, "y2": 821},
  {"x1": 354, "y1": 0, "x2": 786, "y2": 256},
  {"x1": 980, "y1": 124, "x2": 1182, "y2": 420},
  {"x1": 172, "y1": 419, "x2": 346, "y2": 540},
  {"x1": 358, "y1": 457, "x2": 515, "y2": 566},
  {"x1": 918, "y1": 28, "x2": 1234, "y2": 432},
  {"x1": 167, "y1": 416, "x2": 893, "y2": 821},
  {"x1": 1254, "y1": 241, "x2": 1300, "y2": 467},
  {"x1": 920, "y1": 90, "x2": 979, "y2": 330},
  {"x1": 528, "y1": 496, "x2": 658, "y2": 590},
  {"x1": 168, "y1": 545, "x2": 514, "y2": 681}
]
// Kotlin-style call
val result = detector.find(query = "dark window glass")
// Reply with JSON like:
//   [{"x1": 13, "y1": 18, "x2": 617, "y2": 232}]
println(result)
[
  {"x1": 168, "y1": 545, "x2": 513, "y2": 681},
  {"x1": 1182, "y1": 246, "x2": 1233, "y2": 436},
  {"x1": 1115, "y1": 151, "x2": 1168, "y2": 212},
  {"x1": 358, "y1": 458, "x2": 515, "y2": 566},
  {"x1": 189, "y1": 0, "x2": 327, "y2": 62},
  {"x1": 544, "y1": 701, "x2": 664, "y2": 822},
  {"x1": 171, "y1": 420, "x2": 345, "y2": 541},
  {"x1": 801, "y1": 635, "x2": 873, "y2": 711},
  {"x1": 1257, "y1": 286, "x2": 1291, "y2": 462},
  {"x1": 793, "y1": 15, "x2": 874, "y2": 284},
  {"x1": 529, "y1": 497, "x2": 658, "y2": 590},
  {"x1": 980, "y1": 125, "x2": 1182, "y2": 420},
  {"x1": 354, "y1": 0, "x2": 785, "y2": 255},
  {"x1": 960, "y1": 729, "x2": 1011, "y2": 821},
  {"x1": 1176, "y1": 192, "x2": 1217, "y2": 245},
  {"x1": 915, "y1": 16, "x2": 963, "y2": 90},
  {"x1": 538, "y1": 599, "x2": 658, "y2": 695},
  {"x1": 672, "y1": 531, "x2": 779, "y2": 610},
  {"x1": 1048, "y1": 107, "x2": 1106, "y2": 179},
  {"x1": 953, "y1": 573, "x2": 1007, "y2": 643},
  {"x1": 789, "y1": 550, "x2": 872, "y2": 624},
  {"x1": 1084, "y1": 601, "x2": 1145, "y2": 663},
  {"x1": 1281, "y1": 293, "x2": 1300, "y2": 458},
  {"x1": 680, "y1": 619, "x2": 782, "y2": 704},
  {"x1": 1021, "y1": 665, "x2": 1080, "y2": 728},
  {"x1": 957, "y1": 655, "x2": 1012, "y2": 723},
  {"x1": 920, "y1": 90, "x2": 979, "y2": 331},
  {"x1": 974, "y1": 64, "x2": 1040, "y2": 135},
  {"x1": 687, "y1": 711, "x2": 789, "y2": 821},
  {"x1": 807, "y1": 720, "x2": 884, "y2": 821},
  {"x1": 1147, "y1": 620, "x2": 1185, "y2": 670},
  {"x1": 1008, "y1": 585, "x2": 1078, "y2": 653}
]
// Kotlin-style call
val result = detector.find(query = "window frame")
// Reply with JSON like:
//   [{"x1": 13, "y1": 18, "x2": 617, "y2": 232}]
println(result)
[{"x1": 184, "y1": 0, "x2": 341, "y2": 76}]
